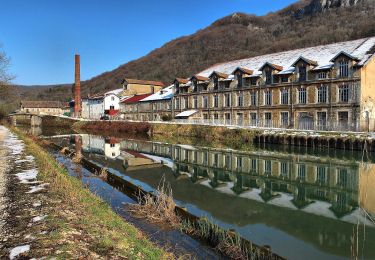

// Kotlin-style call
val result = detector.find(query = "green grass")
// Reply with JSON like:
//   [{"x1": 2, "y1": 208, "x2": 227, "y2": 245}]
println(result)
[{"x1": 11, "y1": 127, "x2": 171, "y2": 259}]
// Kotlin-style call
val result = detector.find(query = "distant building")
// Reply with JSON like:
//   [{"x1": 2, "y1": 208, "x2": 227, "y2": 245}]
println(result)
[
  {"x1": 120, "y1": 94, "x2": 152, "y2": 121},
  {"x1": 172, "y1": 37, "x2": 375, "y2": 132},
  {"x1": 121, "y1": 78, "x2": 165, "y2": 96},
  {"x1": 139, "y1": 85, "x2": 174, "y2": 121},
  {"x1": 20, "y1": 101, "x2": 69, "y2": 116},
  {"x1": 81, "y1": 92, "x2": 121, "y2": 119}
]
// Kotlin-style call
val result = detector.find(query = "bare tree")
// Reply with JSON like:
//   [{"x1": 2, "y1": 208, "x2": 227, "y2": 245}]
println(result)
[{"x1": 0, "y1": 47, "x2": 18, "y2": 117}]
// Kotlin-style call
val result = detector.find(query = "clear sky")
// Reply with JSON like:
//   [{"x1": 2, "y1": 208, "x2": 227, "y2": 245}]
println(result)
[{"x1": 0, "y1": 0, "x2": 297, "y2": 85}]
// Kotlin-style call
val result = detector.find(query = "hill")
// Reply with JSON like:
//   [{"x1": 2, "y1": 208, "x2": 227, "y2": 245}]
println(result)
[{"x1": 13, "y1": 0, "x2": 375, "y2": 101}]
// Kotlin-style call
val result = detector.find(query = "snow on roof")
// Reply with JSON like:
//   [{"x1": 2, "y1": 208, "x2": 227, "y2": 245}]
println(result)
[
  {"x1": 175, "y1": 110, "x2": 198, "y2": 117},
  {"x1": 198, "y1": 37, "x2": 375, "y2": 77},
  {"x1": 105, "y1": 88, "x2": 123, "y2": 95},
  {"x1": 277, "y1": 67, "x2": 295, "y2": 75},
  {"x1": 141, "y1": 85, "x2": 174, "y2": 102}
]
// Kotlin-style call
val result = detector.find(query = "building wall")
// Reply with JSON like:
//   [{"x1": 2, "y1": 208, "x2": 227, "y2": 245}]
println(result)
[
  {"x1": 103, "y1": 94, "x2": 120, "y2": 111},
  {"x1": 82, "y1": 99, "x2": 104, "y2": 119},
  {"x1": 20, "y1": 107, "x2": 64, "y2": 116},
  {"x1": 123, "y1": 83, "x2": 163, "y2": 96},
  {"x1": 360, "y1": 55, "x2": 375, "y2": 131}
]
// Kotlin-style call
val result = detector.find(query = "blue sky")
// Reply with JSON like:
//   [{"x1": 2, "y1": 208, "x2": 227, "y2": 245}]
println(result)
[{"x1": 0, "y1": 0, "x2": 297, "y2": 85}]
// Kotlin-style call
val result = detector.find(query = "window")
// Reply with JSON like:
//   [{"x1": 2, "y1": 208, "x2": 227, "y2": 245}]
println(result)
[
  {"x1": 111, "y1": 96, "x2": 115, "y2": 101},
  {"x1": 338, "y1": 168, "x2": 348, "y2": 187},
  {"x1": 213, "y1": 95, "x2": 219, "y2": 108},
  {"x1": 237, "y1": 157, "x2": 243, "y2": 170},
  {"x1": 203, "y1": 96, "x2": 208, "y2": 108},
  {"x1": 193, "y1": 96, "x2": 198, "y2": 108},
  {"x1": 339, "y1": 60, "x2": 349, "y2": 78},
  {"x1": 280, "y1": 161, "x2": 288, "y2": 177},
  {"x1": 299, "y1": 65, "x2": 307, "y2": 82},
  {"x1": 224, "y1": 94, "x2": 231, "y2": 107},
  {"x1": 299, "y1": 88, "x2": 307, "y2": 104},
  {"x1": 281, "y1": 75, "x2": 289, "y2": 83},
  {"x1": 264, "y1": 112, "x2": 272, "y2": 127},
  {"x1": 280, "y1": 89, "x2": 289, "y2": 105},
  {"x1": 317, "y1": 112, "x2": 327, "y2": 129},
  {"x1": 317, "y1": 85, "x2": 327, "y2": 103},
  {"x1": 213, "y1": 153, "x2": 219, "y2": 167},
  {"x1": 265, "y1": 68, "x2": 272, "y2": 85},
  {"x1": 184, "y1": 97, "x2": 189, "y2": 109},
  {"x1": 280, "y1": 112, "x2": 289, "y2": 127},
  {"x1": 250, "y1": 113, "x2": 257, "y2": 126},
  {"x1": 192, "y1": 81, "x2": 197, "y2": 93},
  {"x1": 339, "y1": 85, "x2": 349, "y2": 102},
  {"x1": 110, "y1": 105, "x2": 115, "y2": 110},
  {"x1": 237, "y1": 92, "x2": 244, "y2": 107},
  {"x1": 318, "y1": 72, "x2": 327, "y2": 79},
  {"x1": 224, "y1": 155, "x2": 231, "y2": 168},
  {"x1": 213, "y1": 113, "x2": 219, "y2": 122},
  {"x1": 317, "y1": 166, "x2": 326, "y2": 184},
  {"x1": 251, "y1": 159, "x2": 257, "y2": 172},
  {"x1": 213, "y1": 76, "x2": 219, "y2": 90},
  {"x1": 251, "y1": 92, "x2": 257, "y2": 106},
  {"x1": 174, "y1": 98, "x2": 179, "y2": 109},
  {"x1": 251, "y1": 77, "x2": 258, "y2": 86},
  {"x1": 264, "y1": 90, "x2": 272, "y2": 106},
  {"x1": 237, "y1": 74, "x2": 243, "y2": 88},
  {"x1": 298, "y1": 164, "x2": 306, "y2": 181},
  {"x1": 264, "y1": 160, "x2": 272, "y2": 175}
]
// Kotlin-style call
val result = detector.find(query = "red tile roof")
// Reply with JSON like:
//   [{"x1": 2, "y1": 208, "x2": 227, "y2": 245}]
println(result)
[
  {"x1": 121, "y1": 94, "x2": 152, "y2": 103},
  {"x1": 191, "y1": 75, "x2": 209, "y2": 81},
  {"x1": 123, "y1": 78, "x2": 165, "y2": 87},
  {"x1": 174, "y1": 78, "x2": 189, "y2": 84}
]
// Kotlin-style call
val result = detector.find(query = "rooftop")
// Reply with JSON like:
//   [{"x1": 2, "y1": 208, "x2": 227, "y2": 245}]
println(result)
[
  {"x1": 21, "y1": 101, "x2": 66, "y2": 108},
  {"x1": 141, "y1": 85, "x2": 174, "y2": 102},
  {"x1": 123, "y1": 78, "x2": 165, "y2": 87},
  {"x1": 198, "y1": 37, "x2": 375, "y2": 77},
  {"x1": 121, "y1": 94, "x2": 152, "y2": 103}
]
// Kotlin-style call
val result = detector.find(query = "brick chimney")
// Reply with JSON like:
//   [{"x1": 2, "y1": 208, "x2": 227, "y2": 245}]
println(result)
[{"x1": 74, "y1": 54, "x2": 81, "y2": 117}]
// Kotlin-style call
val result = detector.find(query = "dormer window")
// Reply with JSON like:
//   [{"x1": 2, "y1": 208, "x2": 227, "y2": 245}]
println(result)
[
  {"x1": 265, "y1": 68, "x2": 272, "y2": 85},
  {"x1": 192, "y1": 80, "x2": 197, "y2": 93},
  {"x1": 339, "y1": 60, "x2": 349, "y2": 78},
  {"x1": 299, "y1": 65, "x2": 307, "y2": 82},
  {"x1": 237, "y1": 73, "x2": 243, "y2": 88},
  {"x1": 318, "y1": 72, "x2": 327, "y2": 79},
  {"x1": 213, "y1": 75, "x2": 219, "y2": 90}
]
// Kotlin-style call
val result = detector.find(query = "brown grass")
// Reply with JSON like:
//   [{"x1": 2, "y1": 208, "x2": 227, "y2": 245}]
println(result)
[{"x1": 127, "y1": 177, "x2": 180, "y2": 229}]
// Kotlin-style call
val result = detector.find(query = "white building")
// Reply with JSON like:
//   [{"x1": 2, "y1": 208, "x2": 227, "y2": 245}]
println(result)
[{"x1": 81, "y1": 90, "x2": 122, "y2": 119}]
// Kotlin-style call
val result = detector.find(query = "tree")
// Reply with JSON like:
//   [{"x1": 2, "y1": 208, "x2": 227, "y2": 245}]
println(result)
[{"x1": 0, "y1": 47, "x2": 17, "y2": 118}]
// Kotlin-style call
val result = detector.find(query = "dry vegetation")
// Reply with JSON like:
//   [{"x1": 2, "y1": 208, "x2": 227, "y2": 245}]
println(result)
[
  {"x1": 127, "y1": 178, "x2": 180, "y2": 229},
  {"x1": 10, "y1": 127, "x2": 171, "y2": 259},
  {"x1": 74, "y1": 120, "x2": 151, "y2": 135}
]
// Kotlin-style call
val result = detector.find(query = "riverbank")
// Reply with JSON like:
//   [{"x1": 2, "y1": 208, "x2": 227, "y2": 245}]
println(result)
[{"x1": 0, "y1": 126, "x2": 170, "y2": 259}]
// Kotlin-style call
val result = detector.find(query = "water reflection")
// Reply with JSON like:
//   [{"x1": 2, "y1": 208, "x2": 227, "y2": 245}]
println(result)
[{"x1": 54, "y1": 134, "x2": 375, "y2": 260}]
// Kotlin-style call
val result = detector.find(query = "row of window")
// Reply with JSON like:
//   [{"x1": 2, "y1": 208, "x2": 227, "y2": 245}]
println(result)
[{"x1": 175, "y1": 85, "x2": 354, "y2": 109}]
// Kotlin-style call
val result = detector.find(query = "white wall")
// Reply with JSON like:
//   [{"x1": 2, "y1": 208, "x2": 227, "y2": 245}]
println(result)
[
  {"x1": 104, "y1": 94, "x2": 120, "y2": 110},
  {"x1": 82, "y1": 99, "x2": 104, "y2": 119}
]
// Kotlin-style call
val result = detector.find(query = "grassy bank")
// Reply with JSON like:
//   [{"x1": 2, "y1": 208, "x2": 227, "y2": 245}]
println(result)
[
  {"x1": 151, "y1": 123, "x2": 259, "y2": 149},
  {"x1": 11, "y1": 127, "x2": 170, "y2": 259},
  {"x1": 74, "y1": 120, "x2": 151, "y2": 135}
]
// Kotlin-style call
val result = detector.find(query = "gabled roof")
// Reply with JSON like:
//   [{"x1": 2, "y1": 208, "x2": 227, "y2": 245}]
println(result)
[
  {"x1": 330, "y1": 51, "x2": 360, "y2": 62},
  {"x1": 21, "y1": 101, "x2": 64, "y2": 108},
  {"x1": 197, "y1": 37, "x2": 375, "y2": 77},
  {"x1": 259, "y1": 62, "x2": 283, "y2": 71},
  {"x1": 121, "y1": 94, "x2": 152, "y2": 104},
  {"x1": 122, "y1": 78, "x2": 165, "y2": 87},
  {"x1": 291, "y1": 56, "x2": 318, "y2": 66},
  {"x1": 190, "y1": 75, "x2": 209, "y2": 82},
  {"x1": 232, "y1": 67, "x2": 254, "y2": 75},
  {"x1": 174, "y1": 78, "x2": 189, "y2": 84},
  {"x1": 208, "y1": 71, "x2": 229, "y2": 79}
]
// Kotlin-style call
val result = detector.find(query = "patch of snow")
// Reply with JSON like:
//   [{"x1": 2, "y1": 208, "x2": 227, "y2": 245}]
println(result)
[
  {"x1": 141, "y1": 85, "x2": 174, "y2": 102},
  {"x1": 15, "y1": 169, "x2": 38, "y2": 184},
  {"x1": 32, "y1": 202, "x2": 41, "y2": 207},
  {"x1": 27, "y1": 183, "x2": 49, "y2": 194},
  {"x1": 32, "y1": 215, "x2": 47, "y2": 222},
  {"x1": 9, "y1": 245, "x2": 30, "y2": 259}
]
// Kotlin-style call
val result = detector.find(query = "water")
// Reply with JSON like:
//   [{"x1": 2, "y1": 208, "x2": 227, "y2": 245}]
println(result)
[{"x1": 43, "y1": 130, "x2": 375, "y2": 260}]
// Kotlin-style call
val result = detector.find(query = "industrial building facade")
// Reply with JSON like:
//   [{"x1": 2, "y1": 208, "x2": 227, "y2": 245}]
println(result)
[{"x1": 172, "y1": 37, "x2": 375, "y2": 132}]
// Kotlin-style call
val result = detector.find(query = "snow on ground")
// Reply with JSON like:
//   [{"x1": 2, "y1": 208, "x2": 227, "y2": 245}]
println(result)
[
  {"x1": 15, "y1": 169, "x2": 39, "y2": 184},
  {"x1": 9, "y1": 245, "x2": 30, "y2": 260},
  {"x1": 32, "y1": 215, "x2": 47, "y2": 223},
  {"x1": 27, "y1": 183, "x2": 49, "y2": 194}
]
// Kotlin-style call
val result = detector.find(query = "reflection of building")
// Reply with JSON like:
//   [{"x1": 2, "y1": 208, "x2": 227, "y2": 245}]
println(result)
[
  {"x1": 104, "y1": 138, "x2": 121, "y2": 159},
  {"x1": 120, "y1": 139, "x2": 375, "y2": 224},
  {"x1": 359, "y1": 164, "x2": 375, "y2": 217}
]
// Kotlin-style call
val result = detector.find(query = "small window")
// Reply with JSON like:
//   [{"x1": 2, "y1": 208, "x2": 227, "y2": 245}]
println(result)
[
  {"x1": 299, "y1": 88, "x2": 307, "y2": 104},
  {"x1": 339, "y1": 60, "x2": 349, "y2": 78},
  {"x1": 203, "y1": 96, "x2": 208, "y2": 108},
  {"x1": 213, "y1": 95, "x2": 219, "y2": 108},
  {"x1": 237, "y1": 92, "x2": 244, "y2": 107},
  {"x1": 193, "y1": 96, "x2": 198, "y2": 108},
  {"x1": 264, "y1": 90, "x2": 272, "y2": 106},
  {"x1": 250, "y1": 92, "x2": 257, "y2": 106},
  {"x1": 237, "y1": 73, "x2": 243, "y2": 88},
  {"x1": 224, "y1": 94, "x2": 231, "y2": 107},
  {"x1": 299, "y1": 65, "x2": 307, "y2": 82},
  {"x1": 317, "y1": 86, "x2": 327, "y2": 103},
  {"x1": 339, "y1": 85, "x2": 349, "y2": 103},
  {"x1": 264, "y1": 160, "x2": 272, "y2": 174},
  {"x1": 280, "y1": 89, "x2": 289, "y2": 105},
  {"x1": 265, "y1": 68, "x2": 272, "y2": 85},
  {"x1": 281, "y1": 75, "x2": 289, "y2": 83},
  {"x1": 213, "y1": 76, "x2": 219, "y2": 90},
  {"x1": 318, "y1": 72, "x2": 327, "y2": 79}
]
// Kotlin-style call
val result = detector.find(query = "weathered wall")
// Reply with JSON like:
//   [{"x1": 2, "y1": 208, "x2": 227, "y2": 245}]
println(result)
[{"x1": 360, "y1": 55, "x2": 375, "y2": 131}]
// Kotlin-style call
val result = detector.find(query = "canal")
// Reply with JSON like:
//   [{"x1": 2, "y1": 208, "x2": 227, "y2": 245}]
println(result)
[{"x1": 33, "y1": 126, "x2": 375, "y2": 260}]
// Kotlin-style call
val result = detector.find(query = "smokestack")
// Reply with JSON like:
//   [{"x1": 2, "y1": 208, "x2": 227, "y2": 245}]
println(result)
[{"x1": 74, "y1": 54, "x2": 81, "y2": 117}]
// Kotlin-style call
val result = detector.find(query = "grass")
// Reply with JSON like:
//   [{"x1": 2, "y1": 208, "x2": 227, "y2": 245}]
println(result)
[{"x1": 11, "y1": 127, "x2": 171, "y2": 259}]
